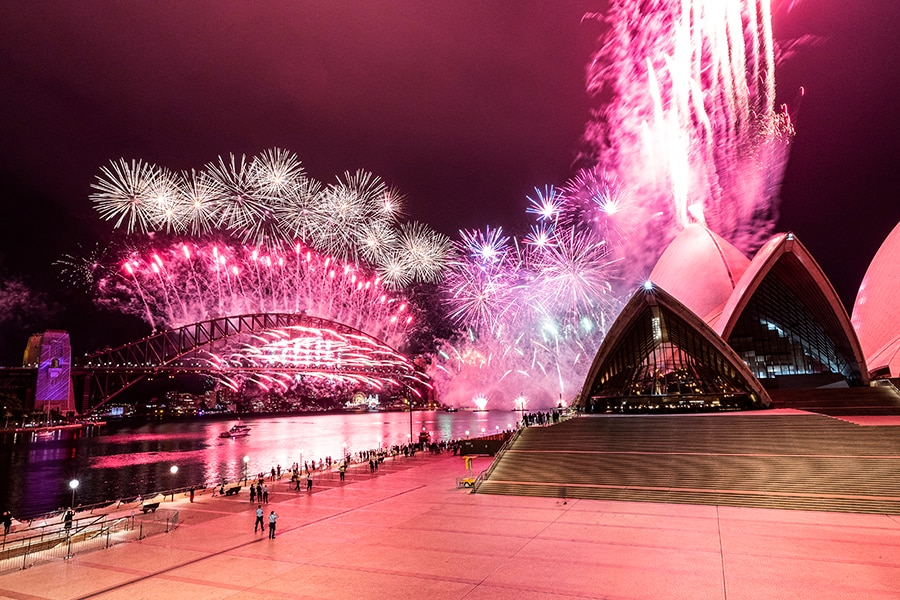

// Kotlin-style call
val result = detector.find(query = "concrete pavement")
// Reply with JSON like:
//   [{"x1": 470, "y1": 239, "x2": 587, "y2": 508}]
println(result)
[{"x1": 0, "y1": 452, "x2": 898, "y2": 599}]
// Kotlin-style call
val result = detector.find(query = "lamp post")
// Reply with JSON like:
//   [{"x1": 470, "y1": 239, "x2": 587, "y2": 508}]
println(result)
[
  {"x1": 407, "y1": 396, "x2": 414, "y2": 446},
  {"x1": 243, "y1": 455, "x2": 249, "y2": 484},
  {"x1": 69, "y1": 479, "x2": 79, "y2": 508},
  {"x1": 169, "y1": 465, "x2": 178, "y2": 500}
]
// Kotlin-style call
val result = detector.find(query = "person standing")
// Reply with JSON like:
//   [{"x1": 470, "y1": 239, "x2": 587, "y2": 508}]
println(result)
[
  {"x1": 63, "y1": 508, "x2": 74, "y2": 535},
  {"x1": 263, "y1": 485, "x2": 269, "y2": 503},
  {"x1": 268, "y1": 510, "x2": 278, "y2": 538},
  {"x1": 2, "y1": 510, "x2": 11, "y2": 535},
  {"x1": 189, "y1": 487, "x2": 195, "y2": 503},
  {"x1": 254, "y1": 505, "x2": 264, "y2": 533},
  {"x1": 250, "y1": 485, "x2": 256, "y2": 503},
  {"x1": 306, "y1": 472, "x2": 313, "y2": 491}
]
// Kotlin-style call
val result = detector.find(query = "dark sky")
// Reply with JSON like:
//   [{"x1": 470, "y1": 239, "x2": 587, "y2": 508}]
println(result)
[{"x1": 0, "y1": 1, "x2": 898, "y2": 361}]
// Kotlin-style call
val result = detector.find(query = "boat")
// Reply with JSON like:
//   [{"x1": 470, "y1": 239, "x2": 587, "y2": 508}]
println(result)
[{"x1": 219, "y1": 424, "x2": 251, "y2": 438}]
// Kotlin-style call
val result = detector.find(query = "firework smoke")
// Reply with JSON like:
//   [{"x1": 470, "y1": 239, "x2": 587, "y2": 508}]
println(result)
[{"x1": 582, "y1": 0, "x2": 794, "y2": 273}]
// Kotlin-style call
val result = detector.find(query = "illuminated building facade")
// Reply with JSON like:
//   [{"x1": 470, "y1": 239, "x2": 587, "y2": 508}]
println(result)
[
  {"x1": 23, "y1": 330, "x2": 75, "y2": 415},
  {"x1": 582, "y1": 285, "x2": 771, "y2": 412},
  {"x1": 583, "y1": 224, "x2": 900, "y2": 412}
]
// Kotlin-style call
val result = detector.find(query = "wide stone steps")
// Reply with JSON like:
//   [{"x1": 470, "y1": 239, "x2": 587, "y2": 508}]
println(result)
[
  {"x1": 477, "y1": 414, "x2": 900, "y2": 513},
  {"x1": 769, "y1": 386, "x2": 900, "y2": 415}
]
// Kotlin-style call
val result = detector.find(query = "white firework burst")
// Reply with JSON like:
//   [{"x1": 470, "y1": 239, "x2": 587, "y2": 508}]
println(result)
[
  {"x1": 276, "y1": 175, "x2": 324, "y2": 244},
  {"x1": 527, "y1": 225, "x2": 618, "y2": 321},
  {"x1": 250, "y1": 148, "x2": 305, "y2": 198},
  {"x1": 90, "y1": 158, "x2": 164, "y2": 234},
  {"x1": 315, "y1": 171, "x2": 382, "y2": 261},
  {"x1": 397, "y1": 222, "x2": 451, "y2": 283},
  {"x1": 358, "y1": 219, "x2": 399, "y2": 265},
  {"x1": 205, "y1": 153, "x2": 273, "y2": 245},
  {"x1": 144, "y1": 167, "x2": 185, "y2": 233},
  {"x1": 179, "y1": 169, "x2": 223, "y2": 236}
]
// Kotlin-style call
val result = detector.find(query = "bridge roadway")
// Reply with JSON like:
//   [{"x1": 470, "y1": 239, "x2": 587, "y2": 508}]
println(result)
[{"x1": 1, "y1": 412, "x2": 899, "y2": 600}]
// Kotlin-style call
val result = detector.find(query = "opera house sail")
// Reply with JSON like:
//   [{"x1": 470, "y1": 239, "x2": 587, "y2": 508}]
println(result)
[
  {"x1": 852, "y1": 221, "x2": 900, "y2": 379},
  {"x1": 582, "y1": 285, "x2": 771, "y2": 412},
  {"x1": 715, "y1": 233, "x2": 867, "y2": 387}
]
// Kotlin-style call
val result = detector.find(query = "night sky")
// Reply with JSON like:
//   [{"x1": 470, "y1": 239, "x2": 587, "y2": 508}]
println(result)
[{"x1": 0, "y1": 1, "x2": 898, "y2": 362}]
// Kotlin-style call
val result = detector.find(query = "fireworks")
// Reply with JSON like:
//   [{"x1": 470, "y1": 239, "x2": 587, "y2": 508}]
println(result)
[
  {"x1": 95, "y1": 239, "x2": 416, "y2": 350},
  {"x1": 205, "y1": 324, "x2": 431, "y2": 395},
  {"x1": 435, "y1": 194, "x2": 623, "y2": 409},
  {"x1": 581, "y1": 0, "x2": 794, "y2": 263},
  {"x1": 78, "y1": 1, "x2": 795, "y2": 410},
  {"x1": 90, "y1": 149, "x2": 448, "y2": 287}
]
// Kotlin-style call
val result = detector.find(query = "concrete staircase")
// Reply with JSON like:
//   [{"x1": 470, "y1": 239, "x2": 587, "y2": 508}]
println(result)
[
  {"x1": 477, "y1": 413, "x2": 900, "y2": 513},
  {"x1": 769, "y1": 385, "x2": 900, "y2": 415}
]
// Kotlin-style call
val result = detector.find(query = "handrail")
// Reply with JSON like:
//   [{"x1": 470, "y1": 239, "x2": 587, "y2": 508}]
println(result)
[
  {"x1": 472, "y1": 426, "x2": 524, "y2": 492},
  {"x1": 0, "y1": 508, "x2": 179, "y2": 574}
]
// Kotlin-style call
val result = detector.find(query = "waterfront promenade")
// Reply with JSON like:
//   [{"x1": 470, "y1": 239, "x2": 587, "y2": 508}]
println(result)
[{"x1": 0, "y1": 447, "x2": 898, "y2": 600}]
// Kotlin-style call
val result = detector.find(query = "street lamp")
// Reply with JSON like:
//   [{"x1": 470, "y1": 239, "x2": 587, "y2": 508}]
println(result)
[
  {"x1": 170, "y1": 465, "x2": 179, "y2": 500},
  {"x1": 243, "y1": 455, "x2": 249, "y2": 484},
  {"x1": 69, "y1": 479, "x2": 79, "y2": 508}
]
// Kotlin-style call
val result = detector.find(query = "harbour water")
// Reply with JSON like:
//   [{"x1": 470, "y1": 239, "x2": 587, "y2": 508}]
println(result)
[{"x1": 0, "y1": 410, "x2": 520, "y2": 519}]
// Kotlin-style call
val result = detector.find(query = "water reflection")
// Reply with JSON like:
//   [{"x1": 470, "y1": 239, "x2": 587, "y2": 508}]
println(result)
[{"x1": 0, "y1": 410, "x2": 519, "y2": 519}]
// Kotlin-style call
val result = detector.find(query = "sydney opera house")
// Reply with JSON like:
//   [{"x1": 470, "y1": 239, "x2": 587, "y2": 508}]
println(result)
[{"x1": 580, "y1": 221, "x2": 900, "y2": 413}]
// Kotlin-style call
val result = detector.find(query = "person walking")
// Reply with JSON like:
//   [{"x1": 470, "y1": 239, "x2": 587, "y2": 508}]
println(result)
[
  {"x1": 339, "y1": 463, "x2": 346, "y2": 481},
  {"x1": 306, "y1": 472, "x2": 313, "y2": 491},
  {"x1": 254, "y1": 505, "x2": 264, "y2": 533},
  {"x1": 189, "y1": 487, "x2": 195, "y2": 503},
  {"x1": 268, "y1": 510, "x2": 278, "y2": 538}
]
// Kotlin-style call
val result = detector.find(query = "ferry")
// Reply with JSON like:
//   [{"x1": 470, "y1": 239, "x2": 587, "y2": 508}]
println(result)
[{"x1": 219, "y1": 423, "x2": 251, "y2": 438}]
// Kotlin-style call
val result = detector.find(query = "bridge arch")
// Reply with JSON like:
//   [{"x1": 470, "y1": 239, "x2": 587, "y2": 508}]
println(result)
[{"x1": 74, "y1": 313, "x2": 430, "y2": 411}]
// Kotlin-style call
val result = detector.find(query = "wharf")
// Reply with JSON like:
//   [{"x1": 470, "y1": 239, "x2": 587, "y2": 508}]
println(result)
[
  {"x1": 0, "y1": 435, "x2": 898, "y2": 599},
  {"x1": 0, "y1": 422, "x2": 106, "y2": 436}
]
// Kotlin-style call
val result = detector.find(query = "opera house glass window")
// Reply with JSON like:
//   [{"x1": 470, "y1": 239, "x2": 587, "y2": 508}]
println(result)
[
  {"x1": 589, "y1": 303, "x2": 761, "y2": 412},
  {"x1": 727, "y1": 272, "x2": 861, "y2": 384}
]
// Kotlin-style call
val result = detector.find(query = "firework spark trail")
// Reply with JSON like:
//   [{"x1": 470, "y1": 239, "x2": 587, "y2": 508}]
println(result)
[
  {"x1": 95, "y1": 239, "x2": 416, "y2": 350},
  {"x1": 582, "y1": 0, "x2": 794, "y2": 269}
]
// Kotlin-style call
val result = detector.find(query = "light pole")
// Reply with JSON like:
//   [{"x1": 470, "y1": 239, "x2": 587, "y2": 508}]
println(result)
[
  {"x1": 407, "y1": 397, "x2": 413, "y2": 446},
  {"x1": 170, "y1": 465, "x2": 179, "y2": 500},
  {"x1": 243, "y1": 455, "x2": 249, "y2": 484},
  {"x1": 69, "y1": 479, "x2": 79, "y2": 508}
]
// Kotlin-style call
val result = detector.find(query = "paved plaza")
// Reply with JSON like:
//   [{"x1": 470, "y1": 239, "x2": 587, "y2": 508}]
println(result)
[{"x1": 0, "y1": 446, "x2": 898, "y2": 600}]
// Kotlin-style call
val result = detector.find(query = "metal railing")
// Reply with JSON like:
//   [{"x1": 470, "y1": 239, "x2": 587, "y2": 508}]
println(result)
[
  {"x1": 471, "y1": 426, "x2": 524, "y2": 492},
  {"x1": 0, "y1": 509, "x2": 179, "y2": 574}
]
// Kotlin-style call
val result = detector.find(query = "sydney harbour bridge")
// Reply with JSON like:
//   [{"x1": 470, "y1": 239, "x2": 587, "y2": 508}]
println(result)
[{"x1": 2, "y1": 312, "x2": 432, "y2": 415}]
